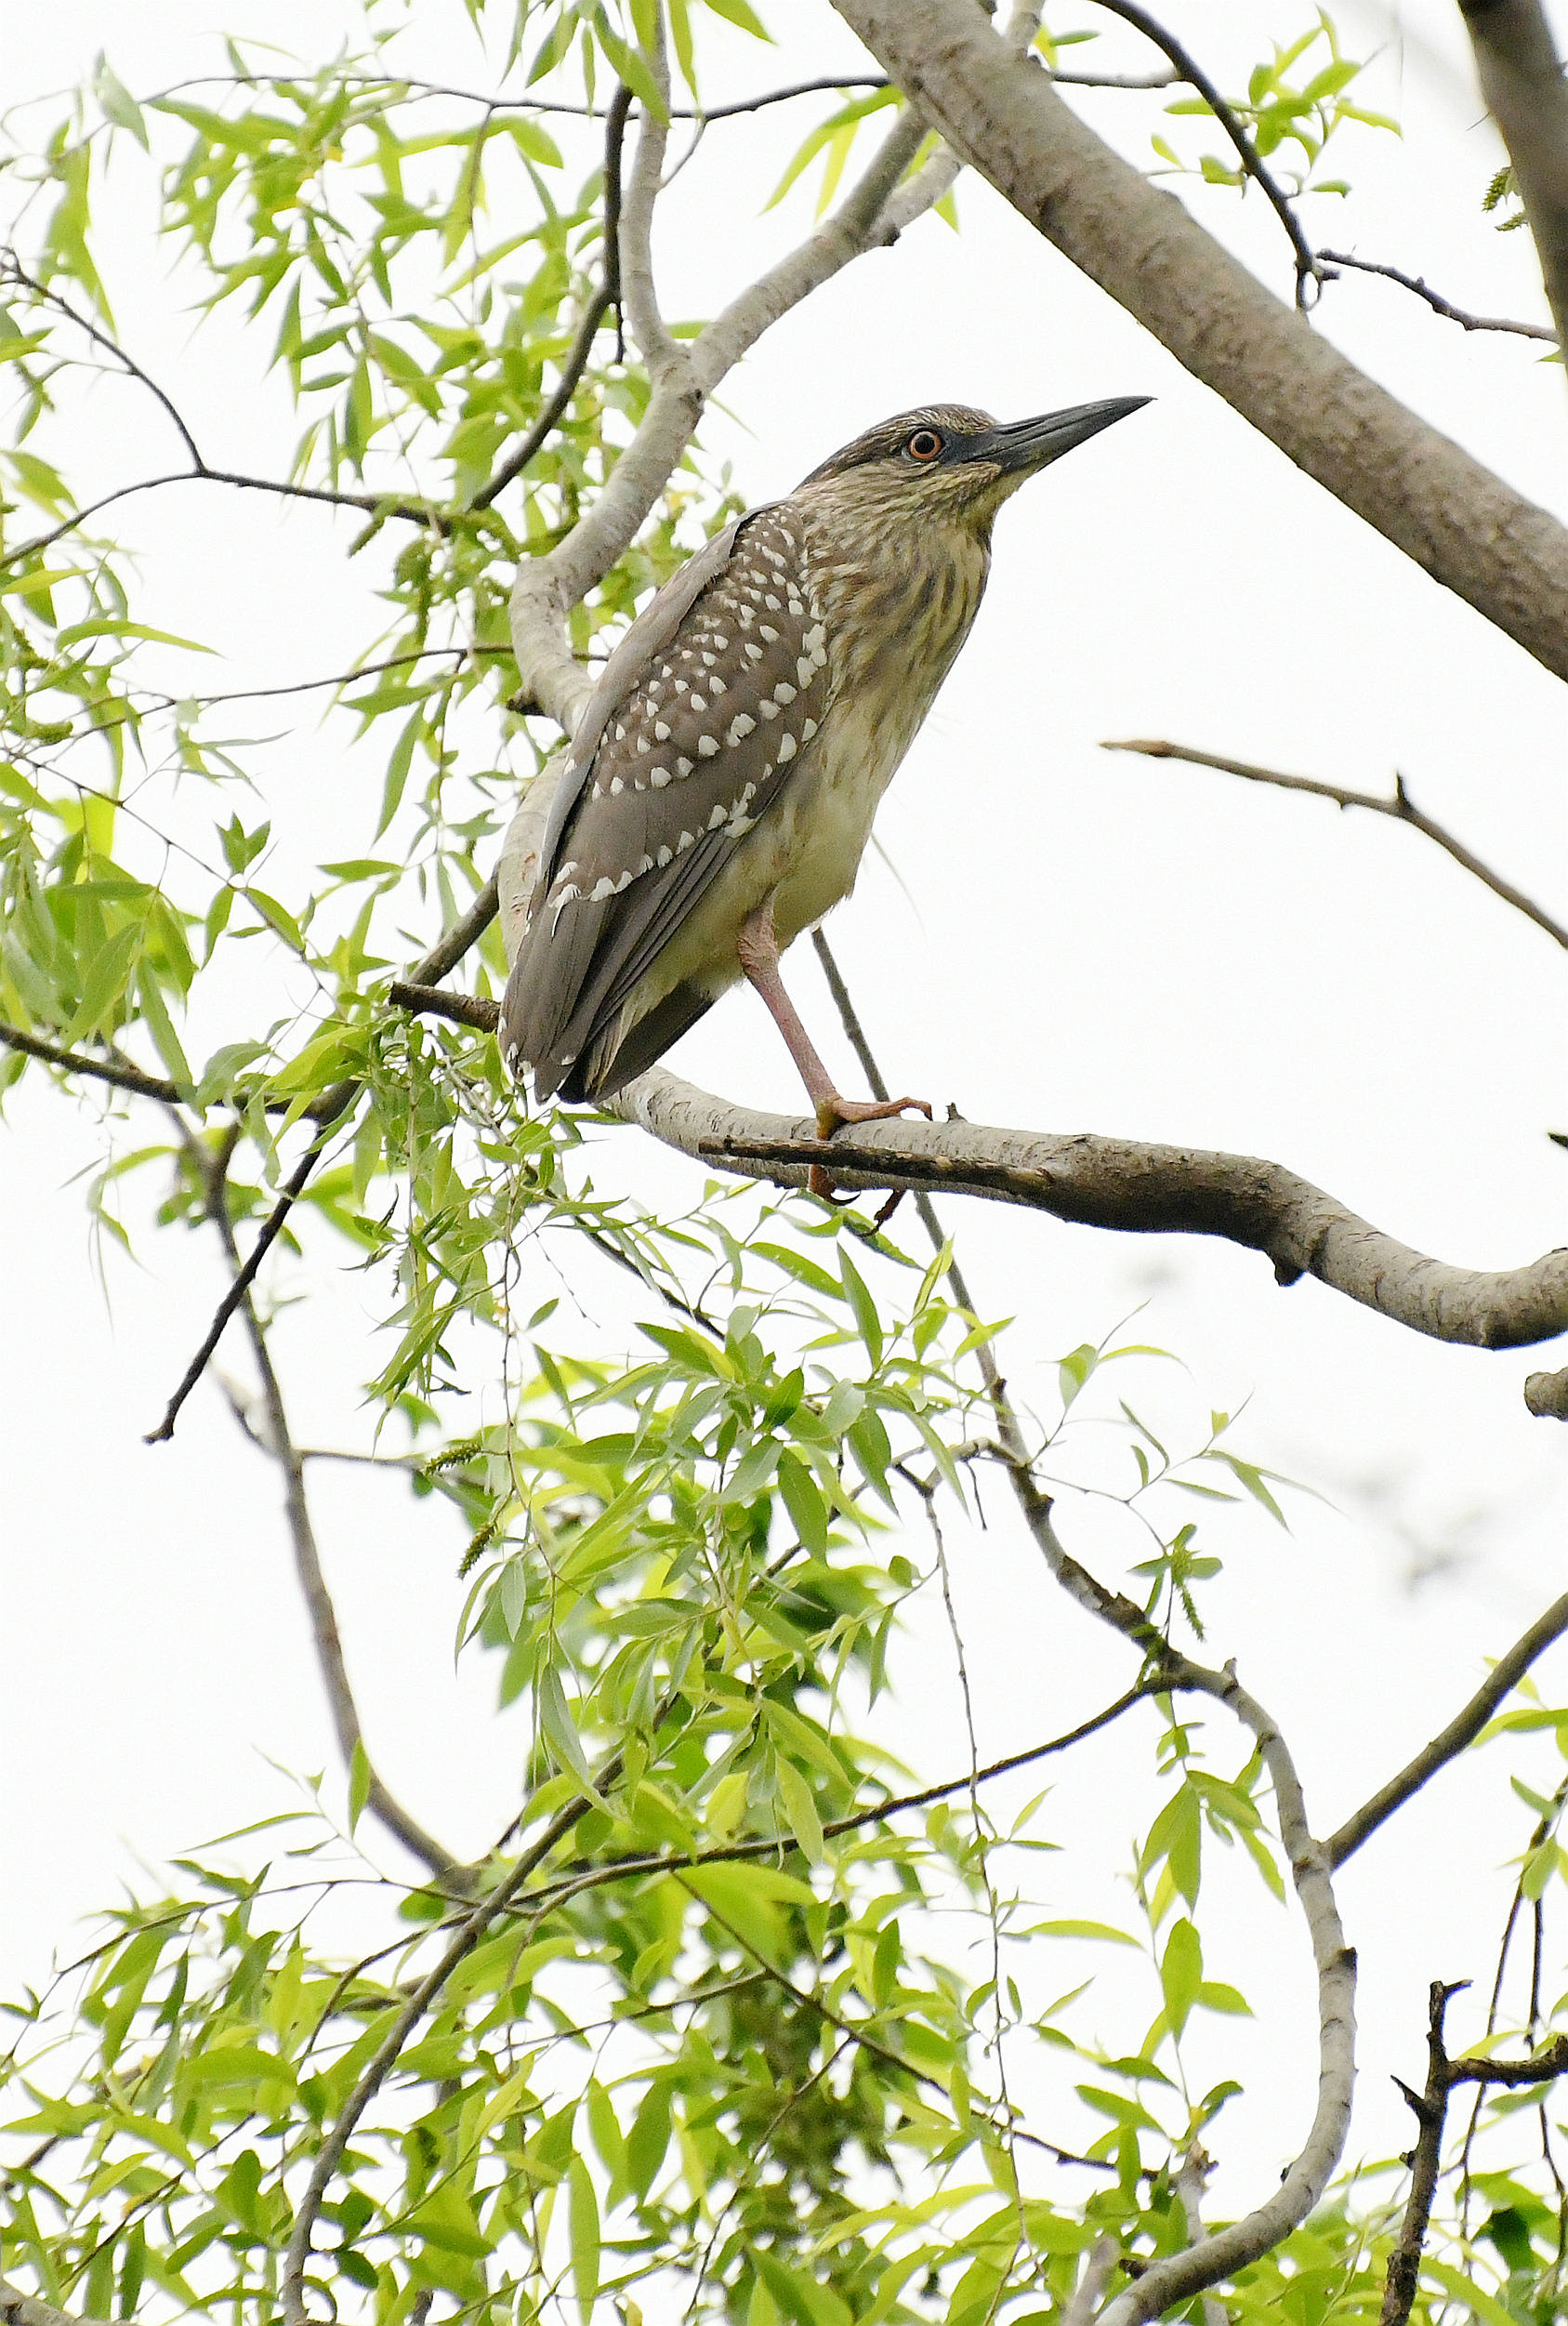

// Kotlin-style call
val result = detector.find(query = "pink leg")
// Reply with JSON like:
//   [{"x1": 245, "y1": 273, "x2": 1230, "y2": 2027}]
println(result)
[{"x1": 737, "y1": 899, "x2": 930, "y2": 1196}]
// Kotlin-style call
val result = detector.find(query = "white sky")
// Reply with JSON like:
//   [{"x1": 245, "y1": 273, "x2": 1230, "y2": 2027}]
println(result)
[{"x1": 2, "y1": 0, "x2": 1566, "y2": 2247}]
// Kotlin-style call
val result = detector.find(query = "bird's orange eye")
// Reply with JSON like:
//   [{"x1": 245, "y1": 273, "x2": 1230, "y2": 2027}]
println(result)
[{"x1": 905, "y1": 428, "x2": 943, "y2": 462}]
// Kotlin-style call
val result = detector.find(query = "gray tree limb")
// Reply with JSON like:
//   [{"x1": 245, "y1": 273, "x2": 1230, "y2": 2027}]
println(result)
[
  {"x1": 0, "y1": 2283, "x2": 101, "y2": 2326},
  {"x1": 1459, "y1": 0, "x2": 1568, "y2": 350},
  {"x1": 827, "y1": 0, "x2": 1568, "y2": 682},
  {"x1": 606, "y1": 1068, "x2": 1568, "y2": 1352}
]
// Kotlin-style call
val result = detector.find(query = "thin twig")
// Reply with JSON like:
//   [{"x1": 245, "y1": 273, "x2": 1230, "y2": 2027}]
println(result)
[
  {"x1": 1317, "y1": 247, "x2": 1557, "y2": 340},
  {"x1": 196, "y1": 1140, "x2": 464, "y2": 1882},
  {"x1": 1, "y1": 248, "x2": 206, "y2": 466},
  {"x1": 1381, "y1": 1979, "x2": 1465, "y2": 2326},
  {"x1": 814, "y1": 939, "x2": 1355, "y2": 2325},
  {"x1": 469, "y1": 87, "x2": 633, "y2": 511},
  {"x1": 143, "y1": 889, "x2": 500, "y2": 1443},
  {"x1": 1327, "y1": 1586, "x2": 1568, "y2": 1866},
  {"x1": 0, "y1": 1021, "x2": 181, "y2": 1104},
  {"x1": 1105, "y1": 738, "x2": 1568, "y2": 949},
  {"x1": 2, "y1": 467, "x2": 450, "y2": 571},
  {"x1": 1085, "y1": 0, "x2": 1321, "y2": 304}
]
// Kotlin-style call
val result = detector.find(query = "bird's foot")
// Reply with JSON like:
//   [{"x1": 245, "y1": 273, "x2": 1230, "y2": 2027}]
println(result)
[{"x1": 807, "y1": 1092, "x2": 932, "y2": 1200}]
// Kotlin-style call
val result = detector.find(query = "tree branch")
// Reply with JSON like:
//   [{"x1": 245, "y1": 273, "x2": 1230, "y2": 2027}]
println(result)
[
  {"x1": 143, "y1": 890, "x2": 498, "y2": 1444},
  {"x1": 1317, "y1": 246, "x2": 1557, "y2": 341},
  {"x1": 1086, "y1": 0, "x2": 1320, "y2": 304},
  {"x1": 1458, "y1": 0, "x2": 1568, "y2": 351},
  {"x1": 828, "y1": 0, "x2": 1568, "y2": 682},
  {"x1": 1104, "y1": 738, "x2": 1568, "y2": 950},
  {"x1": 1380, "y1": 1979, "x2": 1464, "y2": 2326},
  {"x1": 469, "y1": 87, "x2": 633, "y2": 512},
  {"x1": 1525, "y1": 1363, "x2": 1568, "y2": 1417},
  {"x1": 1328, "y1": 1586, "x2": 1568, "y2": 1866},
  {"x1": 508, "y1": 95, "x2": 953, "y2": 733},
  {"x1": 200, "y1": 1155, "x2": 464, "y2": 1883},
  {"x1": 619, "y1": 67, "x2": 679, "y2": 376},
  {"x1": 603, "y1": 1068, "x2": 1568, "y2": 1351},
  {"x1": 0, "y1": 2280, "x2": 103, "y2": 2326},
  {"x1": 1, "y1": 467, "x2": 449, "y2": 572}
]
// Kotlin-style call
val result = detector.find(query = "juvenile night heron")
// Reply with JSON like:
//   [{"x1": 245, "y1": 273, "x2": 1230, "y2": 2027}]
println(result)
[{"x1": 501, "y1": 399, "x2": 1148, "y2": 1169}]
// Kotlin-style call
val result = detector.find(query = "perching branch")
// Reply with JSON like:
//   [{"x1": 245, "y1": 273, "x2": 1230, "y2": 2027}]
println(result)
[
  {"x1": 386, "y1": 983, "x2": 1568, "y2": 1357},
  {"x1": 1327, "y1": 1585, "x2": 1568, "y2": 1866},
  {"x1": 604, "y1": 1069, "x2": 1568, "y2": 1352},
  {"x1": 827, "y1": 0, "x2": 1568, "y2": 682},
  {"x1": 1104, "y1": 738, "x2": 1568, "y2": 950},
  {"x1": 1458, "y1": 0, "x2": 1568, "y2": 351},
  {"x1": 1317, "y1": 246, "x2": 1558, "y2": 341}
]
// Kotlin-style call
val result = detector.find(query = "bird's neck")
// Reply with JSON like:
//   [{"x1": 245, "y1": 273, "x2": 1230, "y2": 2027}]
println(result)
[{"x1": 798, "y1": 501, "x2": 991, "y2": 722}]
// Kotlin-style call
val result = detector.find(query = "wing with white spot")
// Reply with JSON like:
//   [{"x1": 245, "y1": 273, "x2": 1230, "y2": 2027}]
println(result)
[{"x1": 500, "y1": 503, "x2": 830, "y2": 1099}]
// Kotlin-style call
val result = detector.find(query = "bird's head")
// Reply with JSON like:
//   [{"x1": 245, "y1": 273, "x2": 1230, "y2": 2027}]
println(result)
[{"x1": 793, "y1": 397, "x2": 1150, "y2": 546}]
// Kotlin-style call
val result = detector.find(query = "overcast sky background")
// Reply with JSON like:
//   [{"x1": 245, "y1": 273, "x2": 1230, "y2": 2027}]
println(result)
[{"x1": 3, "y1": 0, "x2": 1566, "y2": 2241}]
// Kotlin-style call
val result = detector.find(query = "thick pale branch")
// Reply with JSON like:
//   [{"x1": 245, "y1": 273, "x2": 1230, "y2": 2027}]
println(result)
[
  {"x1": 1328, "y1": 1585, "x2": 1568, "y2": 1865},
  {"x1": 606, "y1": 1067, "x2": 1568, "y2": 1351},
  {"x1": 1459, "y1": 0, "x2": 1568, "y2": 350},
  {"x1": 1105, "y1": 738, "x2": 1568, "y2": 949},
  {"x1": 508, "y1": 99, "x2": 949, "y2": 733},
  {"x1": 828, "y1": 0, "x2": 1568, "y2": 681}
]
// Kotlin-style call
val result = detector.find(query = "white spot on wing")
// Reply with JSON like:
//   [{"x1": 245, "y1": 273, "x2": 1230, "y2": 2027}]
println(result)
[
  {"x1": 697, "y1": 734, "x2": 718, "y2": 758},
  {"x1": 777, "y1": 732, "x2": 797, "y2": 761},
  {"x1": 727, "y1": 712, "x2": 756, "y2": 744}
]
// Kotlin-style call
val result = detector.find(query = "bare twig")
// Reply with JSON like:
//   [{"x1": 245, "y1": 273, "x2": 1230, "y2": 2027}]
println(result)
[
  {"x1": 197, "y1": 1146, "x2": 463, "y2": 1883},
  {"x1": 0, "y1": 1021, "x2": 182, "y2": 1104},
  {"x1": 1381, "y1": 1980, "x2": 1465, "y2": 2326},
  {"x1": 1105, "y1": 738, "x2": 1568, "y2": 950},
  {"x1": 1458, "y1": 0, "x2": 1568, "y2": 352},
  {"x1": 1086, "y1": 0, "x2": 1321, "y2": 304},
  {"x1": 470, "y1": 87, "x2": 633, "y2": 512},
  {"x1": 2, "y1": 248, "x2": 206, "y2": 465},
  {"x1": 828, "y1": 0, "x2": 1568, "y2": 682},
  {"x1": 1328, "y1": 1586, "x2": 1568, "y2": 1866},
  {"x1": 1317, "y1": 246, "x2": 1557, "y2": 340},
  {"x1": 2, "y1": 467, "x2": 450, "y2": 571},
  {"x1": 143, "y1": 890, "x2": 499, "y2": 1444}
]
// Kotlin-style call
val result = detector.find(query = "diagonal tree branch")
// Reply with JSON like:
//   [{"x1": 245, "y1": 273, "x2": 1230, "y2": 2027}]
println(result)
[
  {"x1": 508, "y1": 95, "x2": 955, "y2": 733},
  {"x1": 828, "y1": 0, "x2": 1568, "y2": 682},
  {"x1": 1104, "y1": 738, "x2": 1568, "y2": 949},
  {"x1": 1328, "y1": 1583, "x2": 1568, "y2": 1866},
  {"x1": 0, "y1": 2280, "x2": 101, "y2": 2326},
  {"x1": 1458, "y1": 0, "x2": 1568, "y2": 351},
  {"x1": 194, "y1": 1142, "x2": 464, "y2": 1884}
]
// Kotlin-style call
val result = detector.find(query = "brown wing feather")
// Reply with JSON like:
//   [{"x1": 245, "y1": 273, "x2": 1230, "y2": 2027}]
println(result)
[{"x1": 501, "y1": 503, "x2": 830, "y2": 1098}]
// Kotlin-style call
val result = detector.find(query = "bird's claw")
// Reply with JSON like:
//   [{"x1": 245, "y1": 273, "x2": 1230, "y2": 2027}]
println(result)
[{"x1": 807, "y1": 1092, "x2": 931, "y2": 1205}]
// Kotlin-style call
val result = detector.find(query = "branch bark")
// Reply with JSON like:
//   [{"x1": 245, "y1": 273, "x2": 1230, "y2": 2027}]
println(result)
[
  {"x1": 0, "y1": 2282, "x2": 101, "y2": 2326},
  {"x1": 1380, "y1": 1979, "x2": 1463, "y2": 2326},
  {"x1": 828, "y1": 0, "x2": 1568, "y2": 681},
  {"x1": 605, "y1": 1068, "x2": 1568, "y2": 1352},
  {"x1": 1458, "y1": 0, "x2": 1568, "y2": 351}
]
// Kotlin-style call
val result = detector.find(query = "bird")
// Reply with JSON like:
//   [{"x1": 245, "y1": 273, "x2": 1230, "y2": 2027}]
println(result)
[{"x1": 500, "y1": 398, "x2": 1148, "y2": 1178}]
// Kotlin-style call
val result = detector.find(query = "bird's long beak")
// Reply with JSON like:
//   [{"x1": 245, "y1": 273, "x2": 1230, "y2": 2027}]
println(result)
[{"x1": 973, "y1": 397, "x2": 1152, "y2": 475}]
